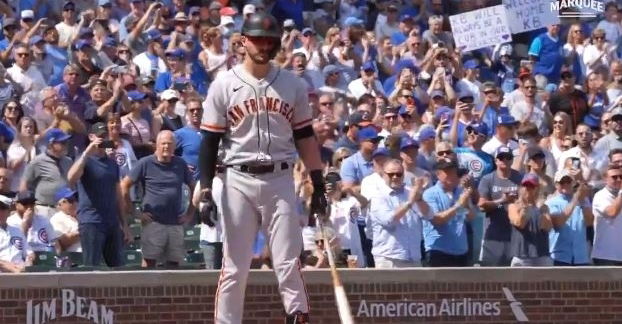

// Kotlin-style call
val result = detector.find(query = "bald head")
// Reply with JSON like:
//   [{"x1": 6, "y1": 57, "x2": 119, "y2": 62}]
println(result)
[{"x1": 155, "y1": 130, "x2": 176, "y2": 162}]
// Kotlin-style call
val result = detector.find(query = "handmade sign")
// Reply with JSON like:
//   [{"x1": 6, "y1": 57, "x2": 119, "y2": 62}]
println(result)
[{"x1": 449, "y1": 5, "x2": 512, "y2": 52}]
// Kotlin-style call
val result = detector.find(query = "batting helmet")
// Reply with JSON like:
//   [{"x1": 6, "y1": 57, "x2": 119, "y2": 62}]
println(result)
[{"x1": 241, "y1": 12, "x2": 281, "y2": 39}]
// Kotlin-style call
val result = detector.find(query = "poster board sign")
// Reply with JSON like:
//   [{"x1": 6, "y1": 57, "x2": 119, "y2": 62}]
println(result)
[
  {"x1": 503, "y1": 0, "x2": 561, "y2": 34},
  {"x1": 449, "y1": 5, "x2": 512, "y2": 52}
]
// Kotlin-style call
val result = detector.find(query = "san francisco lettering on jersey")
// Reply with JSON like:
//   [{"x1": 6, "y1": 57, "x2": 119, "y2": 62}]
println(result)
[{"x1": 228, "y1": 95, "x2": 294, "y2": 127}]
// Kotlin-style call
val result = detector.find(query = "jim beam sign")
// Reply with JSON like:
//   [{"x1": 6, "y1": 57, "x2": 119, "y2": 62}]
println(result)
[{"x1": 26, "y1": 289, "x2": 114, "y2": 324}]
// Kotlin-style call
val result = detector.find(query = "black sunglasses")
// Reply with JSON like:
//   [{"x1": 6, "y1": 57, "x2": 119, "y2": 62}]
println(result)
[{"x1": 385, "y1": 172, "x2": 403, "y2": 178}]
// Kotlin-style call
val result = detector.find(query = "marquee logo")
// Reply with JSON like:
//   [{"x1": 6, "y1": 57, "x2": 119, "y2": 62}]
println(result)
[{"x1": 551, "y1": 0, "x2": 605, "y2": 18}]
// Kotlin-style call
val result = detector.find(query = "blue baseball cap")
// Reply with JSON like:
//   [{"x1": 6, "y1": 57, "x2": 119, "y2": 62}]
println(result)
[
  {"x1": 400, "y1": 137, "x2": 419, "y2": 151},
  {"x1": 79, "y1": 28, "x2": 94, "y2": 38},
  {"x1": 400, "y1": 14, "x2": 414, "y2": 23},
  {"x1": 301, "y1": 27, "x2": 315, "y2": 36},
  {"x1": 145, "y1": 29, "x2": 162, "y2": 42},
  {"x1": 29, "y1": 35, "x2": 44, "y2": 46},
  {"x1": 466, "y1": 122, "x2": 489, "y2": 135},
  {"x1": 98, "y1": 0, "x2": 111, "y2": 6},
  {"x1": 361, "y1": 61, "x2": 376, "y2": 72},
  {"x1": 434, "y1": 106, "x2": 454, "y2": 121},
  {"x1": 103, "y1": 36, "x2": 117, "y2": 47},
  {"x1": 344, "y1": 17, "x2": 364, "y2": 27},
  {"x1": 75, "y1": 39, "x2": 91, "y2": 50},
  {"x1": 55, "y1": 186, "x2": 77, "y2": 203},
  {"x1": 584, "y1": 113, "x2": 601, "y2": 129},
  {"x1": 372, "y1": 147, "x2": 390, "y2": 159},
  {"x1": 127, "y1": 90, "x2": 147, "y2": 101},
  {"x1": 165, "y1": 48, "x2": 185, "y2": 59},
  {"x1": 322, "y1": 64, "x2": 341, "y2": 78},
  {"x1": 358, "y1": 126, "x2": 383, "y2": 143},
  {"x1": 463, "y1": 59, "x2": 480, "y2": 70},
  {"x1": 44, "y1": 128, "x2": 72, "y2": 144},
  {"x1": 497, "y1": 114, "x2": 519, "y2": 126},
  {"x1": 393, "y1": 59, "x2": 418, "y2": 75},
  {"x1": 418, "y1": 127, "x2": 436, "y2": 141},
  {"x1": 398, "y1": 105, "x2": 409, "y2": 116},
  {"x1": 430, "y1": 90, "x2": 445, "y2": 99}
]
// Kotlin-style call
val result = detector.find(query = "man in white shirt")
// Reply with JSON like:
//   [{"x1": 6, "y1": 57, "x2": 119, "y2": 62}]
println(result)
[
  {"x1": 369, "y1": 159, "x2": 430, "y2": 267},
  {"x1": 7, "y1": 191, "x2": 60, "y2": 254},
  {"x1": 292, "y1": 27, "x2": 323, "y2": 88},
  {"x1": 596, "y1": 2, "x2": 622, "y2": 44},
  {"x1": 592, "y1": 165, "x2": 622, "y2": 265},
  {"x1": 7, "y1": 43, "x2": 47, "y2": 112},
  {"x1": 482, "y1": 115, "x2": 520, "y2": 156},
  {"x1": 131, "y1": 29, "x2": 167, "y2": 79},
  {"x1": 0, "y1": 195, "x2": 30, "y2": 273},
  {"x1": 347, "y1": 61, "x2": 385, "y2": 100},
  {"x1": 557, "y1": 124, "x2": 606, "y2": 188},
  {"x1": 50, "y1": 187, "x2": 81, "y2": 253},
  {"x1": 455, "y1": 59, "x2": 483, "y2": 108},
  {"x1": 55, "y1": 1, "x2": 79, "y2": 48}
]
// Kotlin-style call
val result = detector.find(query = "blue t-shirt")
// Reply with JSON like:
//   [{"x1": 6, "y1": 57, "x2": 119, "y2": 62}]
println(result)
[
  {"x1": 130, "y1": 155, "x2": 193, "y2": 225},
  {"x1": 174, "y1": 126, "x2": 202, "y2": 180},
  {"x1": 77, "y1": 155, "x2": 121, "y2": 228}
]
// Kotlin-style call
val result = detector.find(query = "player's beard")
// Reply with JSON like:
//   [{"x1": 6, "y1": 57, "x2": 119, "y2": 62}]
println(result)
[{"x1": 248, "y1": 48, "x2": 272, "y2": 65}]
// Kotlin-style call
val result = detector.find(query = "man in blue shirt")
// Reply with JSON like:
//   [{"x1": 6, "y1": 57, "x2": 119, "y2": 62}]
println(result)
[
  {"x1": 174, "y1": 98, "x2": 202, "y2": 180},
  {"x1": 528, "y1": 24, "x2": 563, "y2": 84},
  {"x1": 391, "y1": 14, "x2": 416, "y2": 46},
  {"x1": 546, "y1": 170, "x2": 593, "y2": 266},
  {"x1": 121, "y1": 130, "x2": 195, "y2": 268},
  {"x1": 422, "y1": 158, "x2": 476, "y2": 267},
  {"x1": 67, "y1": 123, "x2": 129, "y2": 267},
  {"x1": 339, "y1": 126, "x2": 382, "y2": 193},
  {"x1": 369, "y1": 159, "x2": 430, "y2": 268}
]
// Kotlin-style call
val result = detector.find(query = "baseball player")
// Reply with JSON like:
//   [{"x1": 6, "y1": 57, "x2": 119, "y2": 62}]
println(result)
[{"x1": 198, "y1": 13, "x2": 326, "y2": 324}]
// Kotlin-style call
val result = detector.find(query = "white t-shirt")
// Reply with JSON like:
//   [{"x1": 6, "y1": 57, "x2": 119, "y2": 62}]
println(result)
[
  {"x1": 510, "y1": 100, "x2": 549, "y2": 136},
  {"x1": 455, "y1": 78, "x2": 483, "y2": 108},
  {"x1": 132, "y1": 52, "x2": 168, "y2": 78},
  {"x1": 592, "y1": 188, "x2": 622, "y2": 261},
  {"x1": 50, "y1": 211, "x2": 81, "y2": 252},
  {"x1": 482, "y1": 136, "x2": 519, "y2": 156},
  {"x1": 7, "y1": 213, "x2": 58, "y2": 253},
  {"x1": 347, "y1": 78, "x2": 385, "y2": 100},
  {"x1": 563, "y1": 43, "x2": 586, "y2": 78},
  {"x1": 55, "y1": 22, "x2": 79, "y2": 46},
  {"x1": 0, "y1": 223, "x2": 29, "y2": 266},
  {"x1": 6, "y1": 142, "x2": 36, "y2": 192},
  {"x1": 583, "y1": 44, "x2": 617, "y2": 77}
]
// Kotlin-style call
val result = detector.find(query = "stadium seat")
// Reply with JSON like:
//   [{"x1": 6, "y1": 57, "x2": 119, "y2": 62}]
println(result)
[
  {"x1": 184, "y1": 238, "x2": 200, "y2": 252},
  {"x1": 184, "y1": 225, "x2": 200, "y2": 239},
  {"x1": 59, "y1": 251, "x2": 83, "y2": 267},
  {"x1": 129, "y1": 223, "x2": 142, "y2": 240},
  {"x1": 124, "y1": 250, "x2": 143, "y2": 266},
  {"x1": 33, "y1": 251, "x2": 57, "y2": 267}
]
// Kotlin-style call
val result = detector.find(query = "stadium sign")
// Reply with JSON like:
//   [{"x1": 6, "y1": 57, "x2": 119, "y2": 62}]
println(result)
[
  {"x1": 551, "y1": 0, "x2": 605, "y2": 18},
  {"x1": 26, "y1": 289, "x2": 114, "y2": 324},
  {"x1": 356, "y1": 287, "x2": 528, "y2": 322}
]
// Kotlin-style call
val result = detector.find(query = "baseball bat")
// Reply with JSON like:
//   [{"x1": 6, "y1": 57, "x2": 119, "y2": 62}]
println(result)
[{"x1": 315, "y1": 213, "x2": 354, "y2": 324}]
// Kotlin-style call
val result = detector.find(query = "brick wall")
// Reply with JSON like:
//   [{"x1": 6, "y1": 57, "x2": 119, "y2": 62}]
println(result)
[{"x1": 1, "y1": 268, "x2": 622, "y2": 323}]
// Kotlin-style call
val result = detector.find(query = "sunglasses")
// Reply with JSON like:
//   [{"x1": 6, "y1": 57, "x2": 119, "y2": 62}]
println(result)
[
  {"x1": 497, "y1": 155, "x2": 513, "y2": 161},
  {"x1": 64, "y1": 7, "x2": 75, "y2": 11},
  {"x1": 553, "y1": 120, "x2": 564, "y2": 124},
  {"x1": 613, "y1": 117, "x2": 622, "y2": 123},
  {"x1": 611, "y1": 175, "x2": 622, "y2": 180},
  {"x1": 315, "y1": 240, "x2": 324, "y2": 244},
  {"x1": 118, "y1": 49, "x2": 130, "y2": 54},
  {"x1": 16, "y1": 53, "x2": 29, "y2": 58},
  {"x1": 385, "y1": 172, "x2": 403, "y2": 178},
  {"x1": 401, "y1": 95, "x2": 413, "y2": 99},
  {"x1": 22, "y1": 18, "x2": 33, "y2": 23},
  {"x1": 524, "y1": 85, "x2": 537, "y2": 89},
  {"x1": 337, "y1": 155, "x2": 350, "y2": 162},
  {"x1": 437, "y1": 150, "x2": 453, "y2": 156},
  {"x1": 561, "y1": 145, "x2": 571, "y2": 150},
  {"x1": 167, "y1": 99, "x2": 179, "y2": 104},
  {"x1": 594, "y1": 36, "x2": 605, "y2": 40},
  {"x1": 6, "y1": 105, "x2": 18, "y2": 110},
  {"x1": 320, "y1": 102, "x2": 334, "y2": 106},
  {"x1": 63, "y1": 197, "x2": 76, "y2": 204},
  {"x1": 188, "y1": 108, "x2": 203, "y2": 113}
]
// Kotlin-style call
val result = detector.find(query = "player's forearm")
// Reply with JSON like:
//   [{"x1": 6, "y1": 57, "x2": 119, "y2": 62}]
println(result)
[
  {"x1": 199, "y1": 131, "x2": 222, "y2": 190},
  {"x1": 295, "y1": 136, "x2": 323, "y2": 171}
]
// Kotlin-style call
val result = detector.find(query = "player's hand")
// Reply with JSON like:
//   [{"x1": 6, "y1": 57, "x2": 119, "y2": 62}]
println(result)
[
  {"x1": 310, "y1": 189, "x2": 328, "y2": 219},
  {"x1": 140, "y1": 212, "x2": 154, "y2": 225},
  {"x1": 198, "y1": 189, "x2": 217, "y2": 227}
]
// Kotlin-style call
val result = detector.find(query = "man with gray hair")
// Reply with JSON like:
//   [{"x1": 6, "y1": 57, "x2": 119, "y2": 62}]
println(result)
[
  {"x1": 121, "y1": 130, "x2": 196, "y2": 268},
  {"x1": 7, "y1": 43, "x2": 47, "y2": 112}
]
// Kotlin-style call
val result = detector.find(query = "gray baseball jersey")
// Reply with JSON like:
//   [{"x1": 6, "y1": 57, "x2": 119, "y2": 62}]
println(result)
[{"x1": 201, "y1": 64, "x2": 312, "y2": 165}]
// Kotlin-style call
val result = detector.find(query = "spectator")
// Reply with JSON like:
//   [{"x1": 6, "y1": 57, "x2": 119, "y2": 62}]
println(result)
[
  {"x1": 482, "y1": 115, "x2": 519, "y2": 156},
  {"x1": 324, "y1": 170, "x2": 365, "y2": 267},
  {"x1": 0, "y1": 194, "x2": 29, "y2": 273},
  {"x1": 121, "y1": 130, "x2": 195, "y2": 268},
  {"x1": 610, "y1": 148, "x2": 622, "y2": 167},
  {"x1": 477, "y1": 146, "x2": 522, "y2": 266},
  {"x1": 451, "y1": 122, "x2": 494, "y2": 184},
  {"x1": 422, "y1": 158, "x2": 476, "y2": 267},
  {"x1": 152, "y1": 89, "x2": 183, "y2": 134},
  {"x1": 595, "y1": 107, "x2": 622, "y2": 154},
  {"x1": 20, "y1": 128, "x2": 73, "y2": 218},
  {"x1": 198, "y1": 27, "x2": 228, "y2": 82},
  {"x1": 7, "y1": 116, "x2": 38, "y2": 192},
  {"x1": 7, "y1": 43, "x2": 47, "y2": 112},
  {"x1": 347, "y1": 61, "x2": 385, "y2": 100},
  {"x1": 8, "y1": 190, "x2": 60, "y2": 254},
  {"x1": 548, "y1": 71, "x2": 589, "y2": 130},
  {"x1": 546, "y1": 169, "x2": 593, "y2": 266},
  {"x1": 592, "y1": 164, "x2": 622, "y2": 265},
  {"x1": 529, "y1": 24, "x2": 563, "y2": 84},
  {"x1": 55, "y1": 1, "x2": 79, "y2": 48},
  {"x1": 131, "y1": 29, "x2": 165, "y2": 79},
  {"x1": 475, "y1": 82, "x2": 505, "y2": 137},
  {"x1": 334, "y1": 111, "x2": 371, "y2": 152},
  {"x1": 596, "y1": 2, "x2": 622, "y2": 44},
  {"x1": 0, "y1": 168, "x2": 15, "y2": 198},
  {"x1": 50, "y1": 187, "x2": 81, "y2": 253},
  {"x1": 340, "y1": 126, "x2": 382, "y2": 193},
  {"x1": 191, "y1": 178, "x2": 223, "y2": 270},
  {"x1": 369, "y1": 159, "x2": 430, "y2": 268},
  {"x1": 174, "y1": 97, "x2": 202, "y2": 179},
  {"x1": 55, "y1": 64, "x2": 94, "y2": 122},
  {"x1": 583, "y1": 28, "x2": 617, "y2": 77},
  {"x1": 67, "y1": 122, "x2": 128, "y2": 266},
  {"x1": 120, "y1": 90, "x2": 153, "y2": 158},
  {"x1": 507, "y1": 173, "x2": 553, "y2": 266},
  {"x1": 558, "y1": 124, "x2": 605, "y2": 189},
  {"x1": 510, "y1": 76, "x2": 551, "y2": 136}
]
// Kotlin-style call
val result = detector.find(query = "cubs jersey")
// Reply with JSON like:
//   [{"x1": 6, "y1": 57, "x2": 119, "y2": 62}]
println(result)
[
  {"x1": 454, "y1": 147, "x2": 495, "y2": 184},
  {"x1": 0, "y1": 223, "x2": 29, "y2": 265},
  {"x1": 201, "y1": 64, "x2": 313, "y2": 165},
  {"x1": 8, "y1": 213, "x2": 58, "y2": 252}
]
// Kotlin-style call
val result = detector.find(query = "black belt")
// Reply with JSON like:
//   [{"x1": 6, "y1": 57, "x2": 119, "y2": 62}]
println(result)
[{"x1": 229, "y1": 162, "x2": 290, "y2": 174}]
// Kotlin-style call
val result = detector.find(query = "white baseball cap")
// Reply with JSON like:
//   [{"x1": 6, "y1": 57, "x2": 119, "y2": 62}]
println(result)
[
  {"x1": 243, "y1": 4, "x2": 256, "y2": 15},
  {"x1": 219, "y1": 16, "x2": 235, "y2": 27},
  {"x1": 283, "y1": 19, "x2": 295, "y2": 28},
  {"x1": 21, "y1": 10, "x2": 34, "y2": 20},
  {"x1": 160, "y1": 89, "x2": 180, "y2": 101}
]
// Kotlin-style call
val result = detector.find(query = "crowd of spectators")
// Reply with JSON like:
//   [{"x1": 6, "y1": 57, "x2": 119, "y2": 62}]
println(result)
[{"x1": 2, "y1": 0, "x2": 622, "y2": 273}]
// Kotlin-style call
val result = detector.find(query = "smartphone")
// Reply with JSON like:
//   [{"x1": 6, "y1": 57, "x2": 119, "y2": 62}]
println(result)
[
  {"x1": 435, "y1": 67, "x2": 445, "y2": 75},
  {"x1": 173, "y1": 82, "x2": 188, "y2": 91},
  {"x1": 99, "y1": 140, "x2": 115, "y2": 149},
  {"x1": 571, "y1": 157, "x2": 581, "y2": 169}
]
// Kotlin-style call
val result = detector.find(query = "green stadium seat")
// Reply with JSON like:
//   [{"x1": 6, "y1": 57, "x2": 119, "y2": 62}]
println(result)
[
  {"x1": 25, "y1": 265, "x2": 57, "y2": 272},
  {"x1": 129, "y1": 223, "x2": 142, "y2": 240},
  {"x1": 184, "y1": 226, "x2": 200, "y2": 239},
  {"x1": 124, "y1": 250, "x2": 143, "y2": 266},
  {"x1": 185, "y1": 252, "x2": 205, "y2": 264},
  {"x1": 184, "y1": 238, "x2": 200, "y2": 252},
  {"x1": 33, "y1": 251, "x2": 57, "y2": 267},
  {"x1": 59, "y1": 251, "x2": 83, "y2": 267},
  {"x1": 126, "y1": 239, "x2": 141, "y2": 251}
]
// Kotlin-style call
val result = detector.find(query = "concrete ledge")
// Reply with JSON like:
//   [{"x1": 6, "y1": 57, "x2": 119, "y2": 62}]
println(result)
[{"x1": 2, "y1": 267, "x2": 622, "y2": 289}]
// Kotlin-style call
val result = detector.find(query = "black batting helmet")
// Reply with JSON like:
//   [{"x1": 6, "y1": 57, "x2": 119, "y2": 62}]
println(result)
[{"x1": 242, "y1": 12, "x2": 281, "y2": 39}]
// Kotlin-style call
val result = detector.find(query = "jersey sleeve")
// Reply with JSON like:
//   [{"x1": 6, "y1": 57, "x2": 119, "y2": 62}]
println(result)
[
  {"x1": 291, "y1": 77, "x2": 313, "y2": 130},
  {"x1": 201, "y1": 80, "x2": 228, "y2": 133}
]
